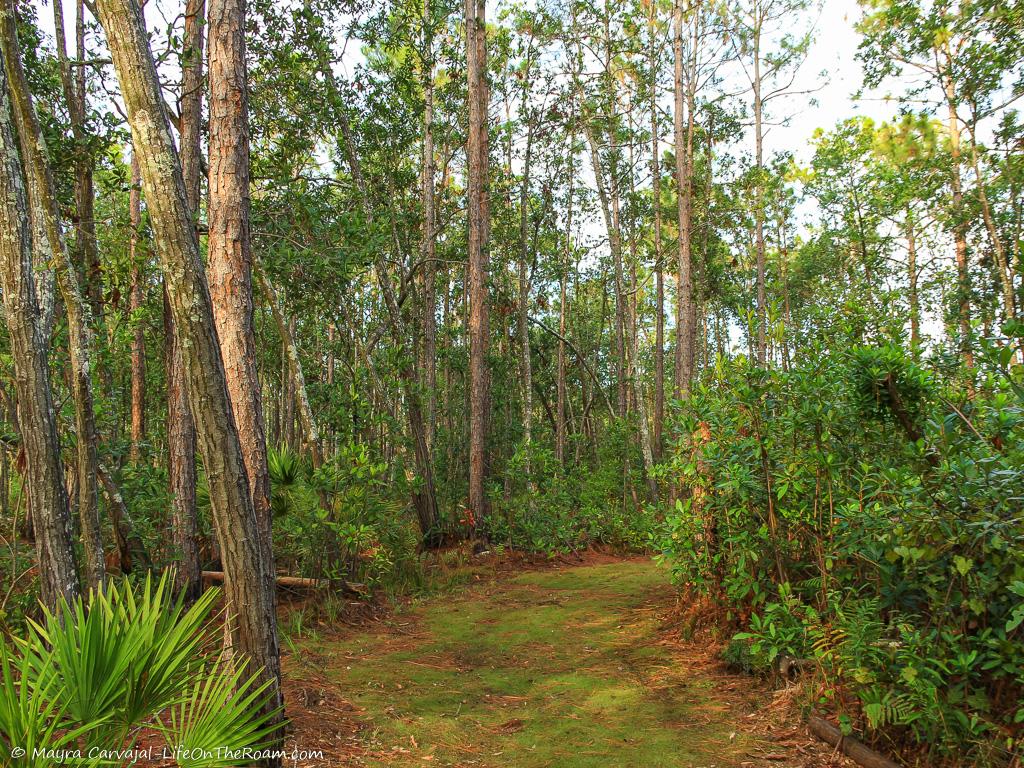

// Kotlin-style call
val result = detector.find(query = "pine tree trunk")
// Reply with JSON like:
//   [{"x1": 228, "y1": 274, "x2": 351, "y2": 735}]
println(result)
[
  {"x1": 466, "y1": 0, "x2": 490, "y2": 528},
  {"x1": 650, "y1": 1, "x2": 664, "y2": 458},
  {"x1": 556, "y1": 142, "x2": 574, "y2": 466},
  {"x1": 170, "y1": 0, "x2": 203, "y2": 606},
  {"x1": 673, "y1": 0, "x2": 697, "y2": 392},
  {"x1": 944, "y1": 87, "x2": 973, "y2": 369},
  {"x1": 421, "y1": 1, "x2": 437, "y2": 450},
  {"x1": 906, "y1": 211, "x2": 921, "y2": 353},
  {"x1": 517, "y1": 120, "x2": 534, "y2": 493},
  {"x1": 207, "y1": 0, "x2": 274, "y2": 546},
  {"x1": 1, "y1": 2, "x2": 104, "y2": 591},
  {"x1": 0, "y1": 70, "x2": 81, "y2": 610},
  {"x1": 751, "y1": 7, "x2": 767, "y2": 367},
  {"x1": 129, "y1": 155, "x2": 146, "y2": 461},
  {"x1": 93, "y1": 0, "x2": 283, "y2": 749}
]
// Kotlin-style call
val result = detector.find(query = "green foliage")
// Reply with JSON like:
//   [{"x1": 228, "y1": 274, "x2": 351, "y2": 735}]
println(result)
[
  {"x1": 656, "y1": 347, "x2": 1024, "y2": 763},
  {"x1": 485, "y1": 419, "x2": 655, "y2": 554},
  {"x1": 271, "y1": 444, "x2": 419, "y2": 585},
  {"x1": 0, "y1": 573, "x2": 280, "y2": 766}
]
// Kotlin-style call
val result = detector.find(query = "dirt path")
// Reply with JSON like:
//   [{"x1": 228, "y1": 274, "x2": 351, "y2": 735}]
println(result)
[{"x1": 284, "y1": 559, "x2": 830, "y2": 767}]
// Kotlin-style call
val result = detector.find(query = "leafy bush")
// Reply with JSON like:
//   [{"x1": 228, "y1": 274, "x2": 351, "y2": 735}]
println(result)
[
  {"x1": 271, "y1": 443, "x2": 419, "y2": 585},
  {"x1": 0, "y1": 572, "x2": 280, "y2": 766},
  {"x1": 485, "y1": 419, "x2": 655, "y2": 554},
  {"x1": 656, "y1": 344, "x2": 1024, "y2": 764}
]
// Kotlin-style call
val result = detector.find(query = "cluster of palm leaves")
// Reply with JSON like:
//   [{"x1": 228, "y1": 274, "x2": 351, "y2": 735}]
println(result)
[{"x1": 0, "y1": 573, "x2": 281, "y2": 767}]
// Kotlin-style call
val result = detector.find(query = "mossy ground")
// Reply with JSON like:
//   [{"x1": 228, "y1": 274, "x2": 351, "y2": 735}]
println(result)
[{"x1": 288, "y1": 559, "x2": 781, "y2": 767}]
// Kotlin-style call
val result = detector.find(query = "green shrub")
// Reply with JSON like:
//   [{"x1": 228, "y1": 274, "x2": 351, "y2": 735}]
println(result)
[{"x1": 656, "y1": 345, "x2": 1024, "y2": 764}]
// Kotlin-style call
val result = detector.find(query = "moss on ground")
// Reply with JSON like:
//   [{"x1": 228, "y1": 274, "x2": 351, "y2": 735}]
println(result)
[{"x1": 304, "y1": 560, "x2": 768, "y2": 767}]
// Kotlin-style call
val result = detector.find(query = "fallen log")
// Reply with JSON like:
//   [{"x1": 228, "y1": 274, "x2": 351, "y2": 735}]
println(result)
[
  {"x1": 201, "y1": 571, "x2": 367, "y2": 596},
  {"x1": 808, "y1": 717, "x2": 901, "y2": 768}
]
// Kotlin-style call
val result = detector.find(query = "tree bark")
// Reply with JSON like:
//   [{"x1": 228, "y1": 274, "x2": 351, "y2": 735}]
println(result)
[
  {"x1": 673, "y1": 0, "x2": 697, "y2": 392},
  {"x1": 466, "y1": 0, "x2": 490, "y2": 528},
  {"x1": 128, "y1": 155, "x2": 146, "y2": 461},
  {"x1": 208, "y1": 0, "x2": 273, "y2": 548},
  {"x1": 944, "y1": 86, "x2": 973, "y2": 369},
  {"x1": 53, "y1": 0, "x2": 104, "y2": 329},
  {"x1": 169, "y1": 0, "x2": 203, "y2": 607},
  {"x1": 517, "y1": 113, "x2": 535, "y2": 494},
  {"x1": 93, "y1": 0, "x2": 283, "y2": 748},
  {"x1": 751, "y1": 1, "x2": 767, "y2": 367},
  {"x1": 650, "y1": 1, "x2": 664, "y2": 456},
  {"x1": 0, "y1": 68, "x2": 81, "y2": 610},
  {"x1": 556, "y1": 139, "x2": 574, "y2": 466},
  {"x1": 421, "y1": 0, "x2": 437, "y2": 450},
  {"x1": 906, "y1": 210, "x2": 921, "y2": 352},
  {"x1": 1, "y1": 0, "x2": 105, "y2": 591}
]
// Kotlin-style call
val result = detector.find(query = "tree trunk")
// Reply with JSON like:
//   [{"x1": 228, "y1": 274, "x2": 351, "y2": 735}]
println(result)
[
  {"x1": 421, "y1": 0, "x2": 437, "y2": 450},
  {"x1": 517, "y1": 117, "x2": 534, "y2": 494},
  {"x1": 466, "y1": 0, "x2": 490, "y2": 528},
  {"x1": 98, "y1": 463, "x2": 153, "y2": 574},
  {"x1": 751, "y1": 7, "x2": 767, "y2": 367},
  {"x1": 53, "y1": 0, "x2": 104, "y2": 329},
  {"x1": 94, "y1": 0, "x2": 283, "y2": 749},
  {"x1": 673, "y1": 0, "x2": 697, "y2": 393},
  {"x1": 944, "y1": 86, "x2": 973, "y2": 369},
  {"x1": 207, "y1": 0, "x2": 273, "y2": 550},
  {"x1": 0, "y1": 68, "x2": 80, "y2": 610},
  {"x1": 170, "y1": 0, "x2": 203, "y2": 607},
  {"x1": 906, "y1": 210, "x2": 921, "y2": 352},
  {"x1": 650, "y1": 0, "x2": 664, "y2": 457},
  {"x1": 128, "y1": 155, "x2": 146, "y2": 461},
  {"x1": 1, "y1": 1, "x2": 105, "y2": 591},
  {"x1": 556, "y1": 140, "x2": 574, "y2": 466},
  {"x1": 967, "y1": 134, "x2": 1015, "y2": 324}
]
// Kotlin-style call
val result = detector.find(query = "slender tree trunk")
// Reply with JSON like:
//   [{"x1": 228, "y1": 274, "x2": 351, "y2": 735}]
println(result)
[
  {"x1": 207, "y1": 0, "x2": 274, "y2": 551},
  {"x1": 906, "y1": 210, "x2": 921, "y2": 352},
  {"x1": 0, "y1": 70, "x2": 80, "y2": 609},
  {"x1": 517, "y1": 119, "x2": 534, "y2": 493},
  {"x1": 673, "y1": 0, "x2": 697, "y2": 393},
  {"x1": 1, "y1": 2, "x2": 104, "y2": 591},
  {"x1": 650, "y1": 1, "x2": 664, "y2": 457},
  {"x1": 53, "y1": 0, "x2": 104, "y2": 328},
  {"x1": 625, "y1": 143, "x2": 658, "y2": 501},
  {"x1": 170, "y1": 0, "x2": 203, "y2": 606},
  {"x1": 128, "y1": 155, "x2": 146, "y2": 461},
  {"x1": 944, "y1": 87, "x2": 973, "y2": 369},
  {"x1": 94, "y1": 0, "x2": 283, "y2": 748},
  {"x1": 98, "y1": 464, "x2": 152, "y2": 574},
  {"x1": 556, "y1": 142, "x2": 574, "y2": 466},
  {"x1": 752, "y1": 10, "x2": 767, "y2": 367},
  {"x1": 421, "y1": 0, "x2": 437, "y2": 450},
  {"x1": 967, "y1": 134, "x2": 1015, "y2": 323},
  {"x1": 466, "y1": 0, "x2": 490, "y2": 527}
]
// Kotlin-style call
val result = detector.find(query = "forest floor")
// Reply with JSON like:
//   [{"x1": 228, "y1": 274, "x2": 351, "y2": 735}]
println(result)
[{"x1": 280, "y1": 556, "x2": 853, "y2": 767}]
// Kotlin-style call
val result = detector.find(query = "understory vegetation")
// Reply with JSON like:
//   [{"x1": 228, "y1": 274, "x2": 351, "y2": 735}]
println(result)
[
  {"x1": 0, "y1": 0, "x2": 1021, "y2": 762},
  {"x1": 657, "y1": 333, "x2": 1024, "y2": 764}
]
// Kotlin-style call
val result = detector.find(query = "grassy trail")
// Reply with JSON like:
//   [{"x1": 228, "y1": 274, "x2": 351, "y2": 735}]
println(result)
[{"x1": 286, "y1": 558, "x2": 797, "y2": 767}]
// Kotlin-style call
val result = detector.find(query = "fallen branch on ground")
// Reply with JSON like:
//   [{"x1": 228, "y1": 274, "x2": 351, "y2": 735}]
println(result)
[
  {"x1": 201, "y1": 571, "x2": 367, "y2": 596},
  {"x1": 808, "y1": 717, "x2": 901, "y2": 768}
]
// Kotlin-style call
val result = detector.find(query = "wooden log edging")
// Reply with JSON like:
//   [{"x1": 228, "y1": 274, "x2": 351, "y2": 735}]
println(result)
[{"x1": 808, "y1": 717, "x2": 901, "y2": 768}]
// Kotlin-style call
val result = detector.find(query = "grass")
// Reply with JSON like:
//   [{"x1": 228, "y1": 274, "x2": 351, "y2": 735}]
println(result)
[{"x1": 294, "y1": 559, "x2": 768, "y2": 767}]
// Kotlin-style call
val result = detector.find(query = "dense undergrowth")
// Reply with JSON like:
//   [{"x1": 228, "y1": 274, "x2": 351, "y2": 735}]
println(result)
[{"x1": 655, "y1": 336, "x2": 1024, "y2": 766}]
